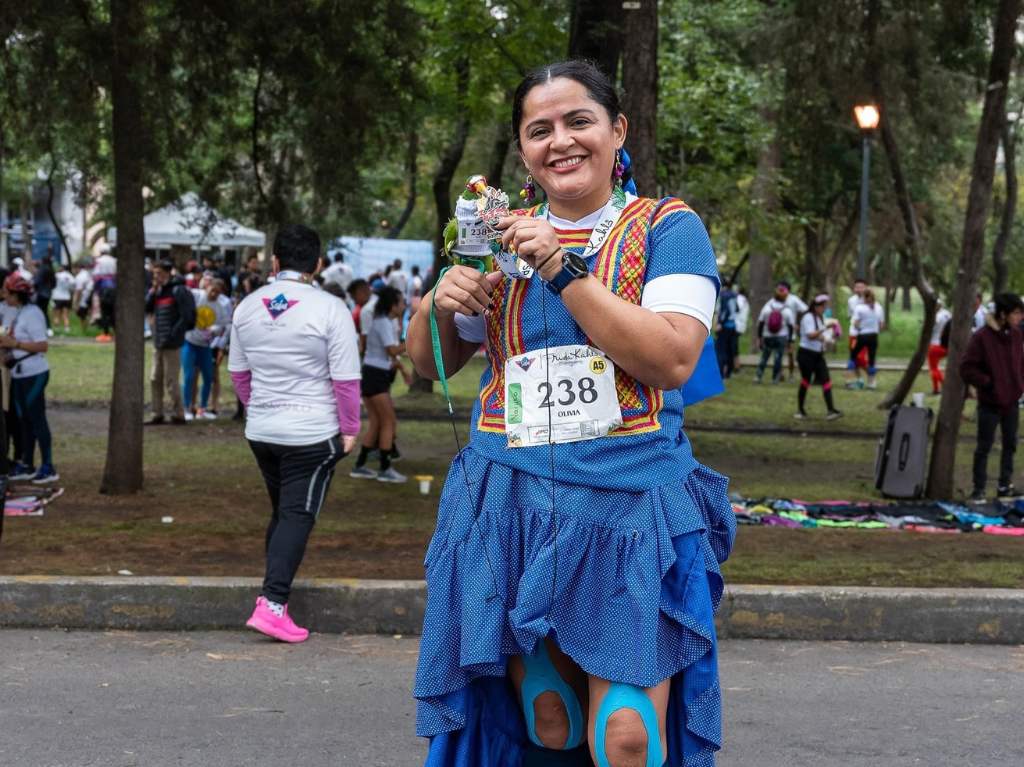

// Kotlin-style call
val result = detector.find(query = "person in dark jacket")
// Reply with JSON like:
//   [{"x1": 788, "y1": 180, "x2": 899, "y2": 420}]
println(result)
[
  {"x1": 960, "y1": 291, "x2": 1024, "y2": 502},
  {"x1": 33, "y1": 254, "x2": 57, "y2": 333},
  {"x1": 144, "y1": 259, "x2": 195, "y2": 425}
]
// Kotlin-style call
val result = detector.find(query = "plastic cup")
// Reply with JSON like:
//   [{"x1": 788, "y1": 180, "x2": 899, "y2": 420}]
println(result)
[
  {"x1": 414, "y1": 475, "x2": 434, "y2": 496},
  {"x1": 912, "y1": 392, "x2": 925, "y2": 408}
]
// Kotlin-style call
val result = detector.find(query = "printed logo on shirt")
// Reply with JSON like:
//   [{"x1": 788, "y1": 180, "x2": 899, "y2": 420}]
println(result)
[
  {"x1": 515, "y1": 356, "x2": 535, "y2": 372},
  {"x1": 263, "y1": 293, "x2": 298, "y2": 319}
]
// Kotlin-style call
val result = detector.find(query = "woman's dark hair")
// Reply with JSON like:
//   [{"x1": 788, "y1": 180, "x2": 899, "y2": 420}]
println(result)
[
  {"x1": 512, "y1": 60, "x2": 621, "y2": 144},
  {"x1": 273, "y1": 224, "x2": 321, "y2": 274},
  {"x1": 374, "y1": 286, "x2": 403, "y2": 317},
  {"x1": 862, "y1": 288, "x2": 875, "y2": 305},
  {"x1": 993, "y1": 291, "x2": 1024, "y2": 318}
]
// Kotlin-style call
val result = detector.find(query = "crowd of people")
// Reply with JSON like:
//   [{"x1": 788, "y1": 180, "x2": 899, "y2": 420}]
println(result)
[
  {"x1": 713, "y1": 277, "x2": 1024, "y2": 503},
  {"x1": 140, "y1": 248, "x2": 425, "y2": 487}
]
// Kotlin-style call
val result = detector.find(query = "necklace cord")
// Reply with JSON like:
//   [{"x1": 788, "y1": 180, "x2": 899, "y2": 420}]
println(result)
[{"x1": 430, "y1": 265, "x2": 501, "y2": 598}]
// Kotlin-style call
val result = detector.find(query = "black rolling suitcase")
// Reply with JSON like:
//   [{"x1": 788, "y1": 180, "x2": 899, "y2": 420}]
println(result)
[{"x1": 875, "y1": 405, "x2": 932, "y2": 498}]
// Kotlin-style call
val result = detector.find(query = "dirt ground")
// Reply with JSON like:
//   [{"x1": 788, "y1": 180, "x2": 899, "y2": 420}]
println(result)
[{"x1": 1, "y1": 405, "x2": 1020, "y2": 587}]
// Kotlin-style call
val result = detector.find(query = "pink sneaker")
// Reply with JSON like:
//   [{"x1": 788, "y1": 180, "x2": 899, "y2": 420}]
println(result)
[{"x1": 245, "y1": 596, "x2": 310, "y2": 643}]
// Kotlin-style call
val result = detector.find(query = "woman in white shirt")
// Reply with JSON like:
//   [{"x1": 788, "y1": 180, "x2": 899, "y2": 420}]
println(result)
[
  {"x1": 0, "y1": 274, "x2": 58, "y2": 483},
  {"x1": 350, "y1": 286, "x2": 410, "y2": 483},
  {"x1": 846, "y1": 288, "x2": 884, "y2": 390},
  {"x1": 796, "y1": 294, "x2": 842, "y2": 420},
  {"x1": 51, "y1": 264, "x2": 76, "y2": 334}
]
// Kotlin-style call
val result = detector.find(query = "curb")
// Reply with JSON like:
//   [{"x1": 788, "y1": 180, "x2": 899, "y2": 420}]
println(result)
[{"x1": 2, "y1": 577, "x2": 1023, "y2": 644}]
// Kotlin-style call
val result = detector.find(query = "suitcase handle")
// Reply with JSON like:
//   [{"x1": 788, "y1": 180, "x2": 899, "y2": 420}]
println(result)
[{"x1": 898, "y1": 433, "x2": 910, "y2": 471}]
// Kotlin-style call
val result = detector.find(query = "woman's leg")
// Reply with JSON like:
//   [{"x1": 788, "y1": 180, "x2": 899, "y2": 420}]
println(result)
[
  {"x1": 211, "y1": 350, "x2": 223, "y2": 411},
  {"x1": 815, "y1": 353, "x2": 837, "y2": 413},
  {"x1": 865, "y1": 334, "x2": 879, "y2": 387},
  {"x1": 507, "y1": 638, "x2": 590, "y2": 753},
  {"x1": 198, "y1": 346, "x2": 214, "y2": 409},
  {"x1": 927, "y1": 345, "x2": 943, "y2": 393},
  {"x1": 12, "y1": 378, "x2": 36, "y2": 467},
  {"x1": 371, "y1": 393, "x2": 398, "y2": 473},
  {"x1": 354, "y1": 397, "x2": 380, "y2": 469},
  {"x1": 181, "y1": 343, "x2": 197, "y2": 411},
  {"x1": 796, "y1": 349, "x2": 814, "y2": 414},
  {"x1": 588, "y1": 674, "x2": 671, "y2": 767}
]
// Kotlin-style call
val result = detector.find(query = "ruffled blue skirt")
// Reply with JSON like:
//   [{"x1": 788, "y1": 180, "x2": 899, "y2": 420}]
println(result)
[{"x1": 414, "y1": 447, "x2": 736, "y2": 767}]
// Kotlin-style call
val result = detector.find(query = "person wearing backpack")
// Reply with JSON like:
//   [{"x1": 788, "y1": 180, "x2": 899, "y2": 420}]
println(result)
[
  {"x1": 714, "y1": 279, "x2": 740, "y2": 379},
  {"x1": 755, "y1": 285, "x2": 796, "y2": 383},
  {"x1": 145, "y1": 259, "x2": 196, "y2": 425}
]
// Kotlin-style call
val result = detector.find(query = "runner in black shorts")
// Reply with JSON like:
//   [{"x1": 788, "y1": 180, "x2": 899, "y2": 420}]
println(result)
[
  {"x1": 351, "y1": 287, "x2": 410, "y2": 483},
  {"x1": 796, "y1": 294, "x2": 842, "y2": 420}
]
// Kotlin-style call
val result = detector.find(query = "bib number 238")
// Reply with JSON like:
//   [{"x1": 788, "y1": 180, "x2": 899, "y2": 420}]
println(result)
[{"x1": 504, "y1": 344, "x2": 623, "y2": 448}]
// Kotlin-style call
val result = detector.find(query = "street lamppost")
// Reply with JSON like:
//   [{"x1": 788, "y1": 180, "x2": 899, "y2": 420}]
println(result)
[{"x1": 854, "y1": 104, "x2": 880, "y2": 280}]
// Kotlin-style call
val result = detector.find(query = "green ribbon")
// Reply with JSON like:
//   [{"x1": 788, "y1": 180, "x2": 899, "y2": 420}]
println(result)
[{"x1": 430, "y1": 257, "x2": 488, "y2": 413}]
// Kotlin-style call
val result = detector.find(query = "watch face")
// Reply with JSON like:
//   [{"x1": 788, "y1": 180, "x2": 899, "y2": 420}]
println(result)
[{"x1": 564, "y1": 251, "x2": 588, "y2": 277}]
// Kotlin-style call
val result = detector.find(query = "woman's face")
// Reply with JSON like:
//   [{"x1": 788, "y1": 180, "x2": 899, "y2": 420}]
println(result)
[
  {"x1": 517, "y1": 78, "x2": 626, "y2": 207},
  {"x1": 391, "y1": 297, "x2": 406, "y2": 318},
  {"x1": 3, "y1": 290, "x2": 18, "y2": 307}
]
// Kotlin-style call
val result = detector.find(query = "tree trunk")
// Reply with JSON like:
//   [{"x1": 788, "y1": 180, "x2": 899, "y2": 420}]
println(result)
[
  {"x1": 747, "y1": 122, "x2": 780, "y2": 345},
  {"x1": 0, "y1": 126, "x2": 7, "y2": 265},
  {"x1": 900, "y1": 251, "x2": 913, "y2": 310},
  {"x1": 487, "y1": 125, "x2": 511, "y2": 193},
  {"x1": 802, "y1": 223, "x2": 822, "y2": 300},
  {"x1": 992, "y1": 116, "x2": 1016, "y2": 296},
  {"x1": 431, "y1": 57, "x2": 471, "y2": 281},
  {"x1": 388, "y1": 131, "x2": 418, "y2": 239},
  {"x1": 822, "y1": 203, "x2": 858, "y2": 299},
  {"x1": 620, "y1": 0, "x2": 658, "y2": 196},
  {"x1": 568, "y1": 0, "x2": 622, "y2": 79},
  {"x1": 927, "y1": 0, "x2": 1021, "y2": 498},
  {"x1": 101, "y1": 0, "x2": 147, "y2": 494},
  {"x1": 867, "y1": 0, "x2": 938, "y2": 413},
  {"x1": 44, "y1": 161, "x2": 72, "y2": 264}
]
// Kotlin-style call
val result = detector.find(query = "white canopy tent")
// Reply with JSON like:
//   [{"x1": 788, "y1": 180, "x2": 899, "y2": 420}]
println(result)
[{"x1": 107, "y1": 193, "x2": 265, "y2": 250}]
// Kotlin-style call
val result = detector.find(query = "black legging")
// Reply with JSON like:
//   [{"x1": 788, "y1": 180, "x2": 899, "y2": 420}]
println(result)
[
  {"x1": 849, "y1": 333, "x2": 878, "y2": 374},
  {"x1": 797, "y1": 347, "x2": 835, "y2": 414},
  {"x1": 249, "y1": 436, "x2": 342, "y2": 604},
  {"x1": 11, "y1": 371, "x2": 52, "y2": 468}
]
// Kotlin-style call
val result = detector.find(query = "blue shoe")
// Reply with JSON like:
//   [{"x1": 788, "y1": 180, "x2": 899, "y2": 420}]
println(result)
[
  {"x1": 9, "y1": 462, "x2": 36, "y2": 481},
  {"x1": 31, "y1": 464, "x2": 60, "y2": 484}
]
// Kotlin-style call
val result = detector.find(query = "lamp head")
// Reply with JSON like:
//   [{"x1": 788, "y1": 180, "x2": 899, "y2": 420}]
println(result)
[{"x1": 854, "y1": 104, "x2": 880, "y2": 131}]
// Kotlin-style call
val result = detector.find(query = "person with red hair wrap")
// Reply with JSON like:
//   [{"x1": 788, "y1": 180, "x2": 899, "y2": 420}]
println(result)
[{"x1": 0, "y1": 272, "x2": 58, "y2": 483}]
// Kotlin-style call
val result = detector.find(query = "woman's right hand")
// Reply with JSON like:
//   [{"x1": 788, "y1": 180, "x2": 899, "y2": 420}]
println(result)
[{"x1": 431, "y1": 266, "x2": 504, "y2": 317}]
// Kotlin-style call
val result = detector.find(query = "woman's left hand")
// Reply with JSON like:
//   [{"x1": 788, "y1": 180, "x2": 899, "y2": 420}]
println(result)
[
  {"x1": 496, "y1": 216, "x2": 563, "y2": 280},
  {"x1": 0, "y1": 335, "x2": 17, "y2": 349}
]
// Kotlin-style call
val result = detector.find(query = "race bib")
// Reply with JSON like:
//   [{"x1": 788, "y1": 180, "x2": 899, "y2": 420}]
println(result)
[{"x1": 504, "y1": 344, "x2": 622, "y2": 447}]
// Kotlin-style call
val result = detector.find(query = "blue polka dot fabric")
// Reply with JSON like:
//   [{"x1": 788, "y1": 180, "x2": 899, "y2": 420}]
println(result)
[{"x1": 414, "y1": 447, "x2": 736, "y2": 767}]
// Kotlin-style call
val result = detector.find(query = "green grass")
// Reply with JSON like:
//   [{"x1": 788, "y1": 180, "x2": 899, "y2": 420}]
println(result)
[{"x1": 10, "y1": 330, "x2": 1015, "y2": 587}]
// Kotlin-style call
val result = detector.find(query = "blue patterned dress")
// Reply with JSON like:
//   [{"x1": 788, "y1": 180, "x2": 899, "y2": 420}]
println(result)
[{"x1": 415, "y1": 197, "x2": 736, "y2": 767}]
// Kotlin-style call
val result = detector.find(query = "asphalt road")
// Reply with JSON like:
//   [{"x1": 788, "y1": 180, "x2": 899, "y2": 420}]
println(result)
[{"x1": 2, "y1": 630, "x2": 1021, "y2": 767}]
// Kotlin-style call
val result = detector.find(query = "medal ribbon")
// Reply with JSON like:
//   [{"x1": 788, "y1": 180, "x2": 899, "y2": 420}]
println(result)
[{"x1": 536, "y1": 185, "x2": 628, "y2": 258}]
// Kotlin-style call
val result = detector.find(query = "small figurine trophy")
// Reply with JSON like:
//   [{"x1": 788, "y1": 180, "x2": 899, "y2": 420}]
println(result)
[{"x1": 443, "y1": 175, "x2": 534, "y2": 279}]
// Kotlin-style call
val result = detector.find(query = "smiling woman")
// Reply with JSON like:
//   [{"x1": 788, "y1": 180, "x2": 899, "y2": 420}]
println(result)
[{"x1": 407, "y1": 60, "x2": 736, "y2": 767}]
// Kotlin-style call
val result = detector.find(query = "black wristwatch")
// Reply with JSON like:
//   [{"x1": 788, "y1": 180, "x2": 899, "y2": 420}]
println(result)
[{"x1": 545, "y1": 249, "x2": 589, "y2": 295}]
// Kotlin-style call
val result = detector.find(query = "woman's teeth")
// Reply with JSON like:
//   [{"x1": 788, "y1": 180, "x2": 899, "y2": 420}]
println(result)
[{"x1": 552, "y1": 157, "x2": 584, "y2": 169}]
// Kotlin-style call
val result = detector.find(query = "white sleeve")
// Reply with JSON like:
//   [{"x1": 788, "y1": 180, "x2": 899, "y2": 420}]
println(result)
[
  {"x1": 639, "y1": 274, "x2": 718, "y2": 333},
  {"x1": 380, "y1": 316, "x2": 399, "y2": 348},
  {"x1": 327, "y1": 305, "x2": 361, "y2": 381},
  {"x1": 227, "y1": 322, "x2": 248, "y2": 372},
  {"x1": 800, "y1": 313, "x2": 814, "y2": 336},
  {"x1": 454, "y1": 313, "x2": 487, "y2": 343}
]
